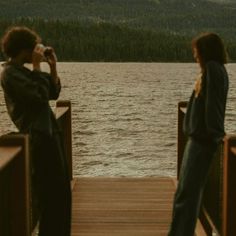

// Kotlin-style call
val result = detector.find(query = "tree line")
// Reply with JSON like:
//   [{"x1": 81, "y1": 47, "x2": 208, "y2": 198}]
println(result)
[
  {"x1": 0, "y1": 18, "x2": 236, "y2": 62},
  {"x1": 0, "y1": 0, "x2": 236, "y2": 38}
]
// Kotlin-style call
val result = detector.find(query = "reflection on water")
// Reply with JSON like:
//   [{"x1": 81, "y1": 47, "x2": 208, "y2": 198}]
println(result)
[{"x1": 1, "y1": 63, "x2": 236, "y2": 177}]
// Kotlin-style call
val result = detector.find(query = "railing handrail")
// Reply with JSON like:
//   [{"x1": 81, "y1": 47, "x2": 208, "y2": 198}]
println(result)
[
  {"x1": 0, "y1": 134, "x2": 31, "y2": 236},
  {"x1": 0, "y1": 146, "x2": 22, "y2": 171},
  {"x1": 55, "y1": 106, "x2": 69, "y2": 120},
  {"x1": 230, "y1": 147, "x2": 236, "y2": 155},
  {"x1": 0, "y1": 100, "x2": 73, "y2": 236},
  {"x1": 222, "y1": 135, "x2": 236, "y2": 236},
  {"x1": 56, "y1": 100, "x2": 73, "y2": 180}
]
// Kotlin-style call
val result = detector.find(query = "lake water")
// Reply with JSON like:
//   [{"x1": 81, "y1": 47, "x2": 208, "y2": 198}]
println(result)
[{"x1": 1, "y1": 63, "x2": 236, "y2": 177}]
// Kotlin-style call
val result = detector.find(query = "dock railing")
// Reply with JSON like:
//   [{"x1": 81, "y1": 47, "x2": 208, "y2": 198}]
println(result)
[
  {"x1": 178, "y1": 102, "x2": 236, "y2": 236},
  {"x1": 1, "y1": 100, "x2": 235, "y2": 235},
  {"x1": 0, "y1": 100, "x2": 72, "y2": 236},
  {"x1": 55, "y1": 100, "x2": 73, "y2": 181},
  {"x1": 0, "y1": 134, "x2": 30, "y2": 236}
]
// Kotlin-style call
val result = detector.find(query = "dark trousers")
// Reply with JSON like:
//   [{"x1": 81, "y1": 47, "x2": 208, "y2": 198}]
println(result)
[
  {"x1": 30, "y1": 131, "x2": 71, "y2": 236},
  {"x1": 168, "y1": 138, "x2": 217, "y2": 236}
]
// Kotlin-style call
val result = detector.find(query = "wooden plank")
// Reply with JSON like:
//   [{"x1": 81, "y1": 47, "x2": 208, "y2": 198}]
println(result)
[
  {"x1": 75, "y1": 177, "x2": 173, "y2": 183},
  {"x1": 71, "y1": 177, "x2": 174, "y2": 234},
  {"x1": 196, "y1": 220, "x2": 208, "y2": 236},
  {"x1": 0, "y1": 147, "x2": 22, "y2": 171},
  {"x1": 223, "y1": 137, "x2": 236, "y2": 236},
  {"x1": 71, "y1": 177, "x2": 206, "y2": 235},
  {"x1": 180, "y1": 107, "x2": 187, "y2": 114},
  {"x1": 56, "y1": 100, "x2": 73, "y2": 180},
  {"x1": 72, "y1": 210, "x2": 172, "y2": 223},
  {"x1": 71, "y1": 178, "x2": 77, "y2": 190},
  {"x1": 0, "y1": 134, "x2": 30, "y2": 236},
  {"x1": 55, "y1": 107, "x2": 69, "y2": 119},
  {"x1": 71, "y1": 223, "x2": 169, "y2": 236},
  {"x1": 230, "y1": 146, "x2": 236, "y2": 156}
]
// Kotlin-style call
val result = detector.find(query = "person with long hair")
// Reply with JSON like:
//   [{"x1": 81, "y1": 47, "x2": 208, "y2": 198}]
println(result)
[
  {"x1": 168, "y1": 32, "x2": 229, "y2": 235},
  {"x1": 1, "y1": 26, "x2": 71, "y2": 236}
]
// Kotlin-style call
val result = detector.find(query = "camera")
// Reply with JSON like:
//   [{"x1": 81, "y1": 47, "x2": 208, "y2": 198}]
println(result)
[
  {"x1": 44, "y1": 47, "x2": 53, "y2": 57},
  {"x1": 37, "y1": 44, "x2": 53, "y2": 57}
]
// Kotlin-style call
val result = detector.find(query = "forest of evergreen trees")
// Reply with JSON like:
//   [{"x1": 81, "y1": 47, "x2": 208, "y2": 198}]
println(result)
[
  {"x1": 0, "y1": 0, "x2": 236, "y2": 62},
  {"x1": 1, "y1": 0, "x2": 235, "y2": 36},
  {"x1": 0, "y1": 18, "x2": 236, "y2": 62}
]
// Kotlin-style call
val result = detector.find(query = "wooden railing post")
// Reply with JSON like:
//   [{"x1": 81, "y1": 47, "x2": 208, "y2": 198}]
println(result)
[
  {"x1": 177, "y1": 101, "x2": 187, "y2": 179},
  {"x1": 56, "y1": 100, "x2": 73, "y2": 180},
  {"x1": 0, "y1": 133, "x2": 31, "y2": 236},
  {"x1": 0, "y1": 100, "x2": 73, "y2": 235},
  {"x1": 222, "y1": 135, "x2": 236, "y2": 236}
]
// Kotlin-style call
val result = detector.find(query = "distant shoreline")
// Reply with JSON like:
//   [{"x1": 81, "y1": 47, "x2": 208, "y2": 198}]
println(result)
[{"x1": 1, "y1": 18, "x2": 236, "y2": 63}]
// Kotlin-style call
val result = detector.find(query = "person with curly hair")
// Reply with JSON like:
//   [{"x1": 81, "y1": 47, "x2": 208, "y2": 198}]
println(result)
[{"x1": 1, "y1": 26, "x2": 71, "y2": 236}]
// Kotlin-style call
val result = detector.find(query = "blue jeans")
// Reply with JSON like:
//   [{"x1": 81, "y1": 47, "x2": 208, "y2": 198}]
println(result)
[{"x1": 168, "y1": 138, "x2": 217, "y2": 236}]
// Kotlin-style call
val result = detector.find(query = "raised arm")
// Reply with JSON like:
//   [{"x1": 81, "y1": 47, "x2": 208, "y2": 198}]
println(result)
[
  {"x1": 33, "y1": 44, "x2": 61, "y2": 100},
  {"x1": 1, "y1": 67, "x2": 51, "y2": 105}
]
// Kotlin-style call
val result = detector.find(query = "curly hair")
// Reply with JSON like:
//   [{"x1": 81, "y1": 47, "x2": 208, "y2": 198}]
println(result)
[{"x1": 1, "y1": 26, "x2": 41, "y2": 58}]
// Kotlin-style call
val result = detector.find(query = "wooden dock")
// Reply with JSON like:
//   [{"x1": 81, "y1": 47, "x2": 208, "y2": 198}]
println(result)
[
  {"x1": 1, "y1": 101, "x2": 236, "y2": 236},
  {"x1": 71, "y1": 177, "x2": 175, "y2": 236},
  {"x1": 71, "y1": 177, "x2": 206, "y2": 236}
]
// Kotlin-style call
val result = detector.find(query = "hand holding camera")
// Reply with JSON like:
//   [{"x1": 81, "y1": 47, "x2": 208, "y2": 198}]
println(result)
[
  {"x1": 32, "y1": 44, "x2": 59, "y2": 83},
  {"x1": 33, "y1": 44, "x2": 57, "y2": 70}
]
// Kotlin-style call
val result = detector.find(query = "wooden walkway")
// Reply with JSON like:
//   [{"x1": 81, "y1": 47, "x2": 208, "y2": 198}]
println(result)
[
  {"x1": 4, "y1": 101, "x2": 230, "y2": 235},
  {"x1": 71, "y1": 177, "x2": 176, "y2": 235},
  {"x1": 71, "y1": 177, "x2": 206, "y2": 236}
]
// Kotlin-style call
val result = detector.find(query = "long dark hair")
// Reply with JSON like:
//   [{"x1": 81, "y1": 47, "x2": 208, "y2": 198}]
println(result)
[{"x1": 192, "y1": 32, "x2": 228, "y2": 72}]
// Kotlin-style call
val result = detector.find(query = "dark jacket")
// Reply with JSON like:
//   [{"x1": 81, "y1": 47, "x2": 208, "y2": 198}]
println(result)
[
  {"x1": 1, "y1": 62, "x2": 61, "y2": 135},
  {"x1": 183, "y1": 61, "x2": 229, "y2": 145}
]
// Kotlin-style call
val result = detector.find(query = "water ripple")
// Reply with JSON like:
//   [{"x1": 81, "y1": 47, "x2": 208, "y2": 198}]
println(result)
[{"x1": 1, "y1": 63, "x2": 236, "y2": 177}]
